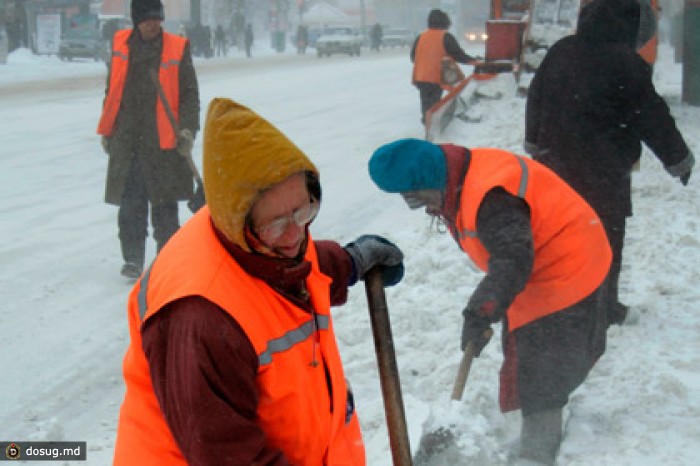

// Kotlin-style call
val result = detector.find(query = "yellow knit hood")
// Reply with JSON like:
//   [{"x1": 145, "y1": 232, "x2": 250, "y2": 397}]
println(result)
[{"x1": 203, "y1": 98, "x2": 318, "y2": 251}]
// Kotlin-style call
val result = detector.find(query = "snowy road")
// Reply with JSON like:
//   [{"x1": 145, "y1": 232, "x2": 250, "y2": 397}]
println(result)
[
  {"x1": 0, "y1": 48, "x2": 424, "y2": 464},
  {"x1": 1, "y1": 44, "x2": 699, "y2": 465}
]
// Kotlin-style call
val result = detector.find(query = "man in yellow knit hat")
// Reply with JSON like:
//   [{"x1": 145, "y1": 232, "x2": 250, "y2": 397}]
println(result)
[{"x1": 112, "y1": 98, "x2": 404, "y2": 465}]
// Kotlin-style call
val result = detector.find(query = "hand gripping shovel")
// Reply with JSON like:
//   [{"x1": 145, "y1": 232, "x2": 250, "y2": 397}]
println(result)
[
  {"x1": 413, "y1": 328, "x2": 493, "y2": 466},
  {"x1": 148, "y1": 70, "x2": 205, "y2": 213},
  {"x1": 364, "y1": 267, "x2": 413, "y2": 466}
]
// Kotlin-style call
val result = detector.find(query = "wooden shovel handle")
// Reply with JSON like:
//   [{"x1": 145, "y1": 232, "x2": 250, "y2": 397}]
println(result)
[
  {"x1": 365, "y1": 267, "x2": 413, "y2": 466},
  {"x1": 451, "y1": 328, "x2": 493, "y2": 401}
]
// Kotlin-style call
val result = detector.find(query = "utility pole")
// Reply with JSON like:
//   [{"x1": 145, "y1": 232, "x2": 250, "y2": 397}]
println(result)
[
  {"x1": 683, "y1": 0, "x2": 700, "y2": 105},
  {"x1": 191, "y1": 0, "x2": 201, "y2": 25},
  {"x1": 360, "y1": 0, "x2": 367, "y2": 45}
]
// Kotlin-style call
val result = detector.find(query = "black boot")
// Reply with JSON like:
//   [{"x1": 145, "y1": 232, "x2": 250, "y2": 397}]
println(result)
[
  {"x1": 607, "y1": 301, "x2": 629, "y2": 326},
  {"x1": 120, "y1": 262, "x2": 143, "y2": 279},
  {"x1": 119, "y1": 236, "x2": 145, "y2": 280}
]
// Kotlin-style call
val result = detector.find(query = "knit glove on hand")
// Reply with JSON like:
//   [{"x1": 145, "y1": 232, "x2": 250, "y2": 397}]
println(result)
[
  {"x1": 461, "y1": 312, "x2": 492, "y2": 356},
  {"x1": 665, "y1": 150, "x2": 694, "y2": 186},
  {"x1": 344, "y1": 235, "x2": 404, "y2": 287},
  {"x1": 466, "y1": 277, "x2": 510, "y2": 323},
  {"x1": 176, "y1": 129, "x2": 194, "y2": 158},
  {"x1": 101, "y1": 136, "x2": 110, "y2": 155},
  {"x1": 460, "y1": 279, "x2": 508, "y2": 355}
]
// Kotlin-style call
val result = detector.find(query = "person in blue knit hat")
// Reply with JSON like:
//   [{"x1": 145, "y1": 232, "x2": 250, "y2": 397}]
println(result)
[{"x1": 369, "y1": 138, "x2": 613, "y2": 466}]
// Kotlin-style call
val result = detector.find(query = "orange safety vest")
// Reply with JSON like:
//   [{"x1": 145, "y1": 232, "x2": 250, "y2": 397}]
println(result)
[
  {"x1": 97, "y1": 29, "x2": 186, "y2": 149},
  {"x1": 637, "y1": 33, "x2": 658, "y2": 66},
  {"x1": 454, "y1": 149, "x2": 611, "y2": 331},
  {"x1": 113, "y1": 207, "x2": 366, "y2": 466},
  {"x1": 412, "y1": 29, "x2": 446, "y2": 84}
]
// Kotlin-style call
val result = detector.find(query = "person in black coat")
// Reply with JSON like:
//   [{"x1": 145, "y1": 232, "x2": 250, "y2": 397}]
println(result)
[{"x1": 525, "y1": 0, "x2": 694, "y2": 325}]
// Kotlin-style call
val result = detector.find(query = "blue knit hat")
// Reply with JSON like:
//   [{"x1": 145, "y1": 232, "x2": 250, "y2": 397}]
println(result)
[{"x1": 368, "y1": 139, "x2": 447, "y2": 193}]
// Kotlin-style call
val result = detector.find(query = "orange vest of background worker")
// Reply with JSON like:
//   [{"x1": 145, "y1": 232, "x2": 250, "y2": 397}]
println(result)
[
  {"x1": 97, "y1": 29, "x2": 186, "y2": 149},
  {"x1": 454, "y1": 149, "x2": 612, "y2": 331},
  {"x1": 113, "y1": 207, "x2": 366, "y2": 466},
  {"x1": 412, "y1": 29, "x2": 446, "y2": 84}
]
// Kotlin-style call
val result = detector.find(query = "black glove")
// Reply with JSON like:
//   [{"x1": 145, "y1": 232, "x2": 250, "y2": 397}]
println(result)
[
  {"x1": 680, "y1": 170, "x2": 691, "y2": 186},
  {"x1": 461, "y1": 312, "x2": 492, "y2": 356},
  {"x1": 523, "y1": 140, "x2": 539, "y2": 157},
  {"x1": 344, "y1": 235, "x2": 404, "y2": 287},
  {"x1": 101, "y1": 136, "x2": 110, "y2": 155},
  {"x1": 187, "y1": 181, "x2": 206, "y2": 213}
]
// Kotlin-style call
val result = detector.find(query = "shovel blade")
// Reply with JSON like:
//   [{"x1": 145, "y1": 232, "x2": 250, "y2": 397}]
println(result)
[
  {"x1": 414, "y1": 426, "x2": 455, "y2": 464},
  {"x1": 414, "y1": 426, "x2": 470, "y2": 466}
]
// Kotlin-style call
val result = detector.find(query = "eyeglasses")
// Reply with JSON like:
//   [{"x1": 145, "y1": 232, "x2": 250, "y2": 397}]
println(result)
[
  {"x1": 401, "y1": 192, "x2": 426, "y2": 209},
  {"x1": 254, "y1": 199, "x2": 319, "y2": 243},
  {"x1": 401, "y1": 190, "x2": 444, "y2": 216}
]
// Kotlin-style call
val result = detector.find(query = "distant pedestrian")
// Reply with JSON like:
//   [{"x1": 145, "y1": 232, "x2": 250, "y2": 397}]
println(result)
[
  {"x1": 369, "y1": 23, "x2": 383, "y2": 52},
  {"x1": 244, "y1": 23, "x2": 254, "y2": 58},
  {"x1": 214, "y1": 24, "x2": 227, "y2": 57},
  {"x1": 97, "y1": 0, "x2": 200, "y2": 279},
  {"x1": 296, "y1": 24, "x2": 308, "y2": 54}
]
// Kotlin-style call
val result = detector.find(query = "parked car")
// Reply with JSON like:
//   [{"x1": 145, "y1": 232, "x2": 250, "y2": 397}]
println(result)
[
  {"x1": 316, "y1": 26, "x2": 362, "y2": 57},
  {"x1": 381, "y1": 27, "x2": 414, "y2": 48},
  {"x1": 59, "y1": 28, "x2": 103, "y2": 61},
  {"x1": 59, "y1": 13, "x2": 103, "y2": 62}
]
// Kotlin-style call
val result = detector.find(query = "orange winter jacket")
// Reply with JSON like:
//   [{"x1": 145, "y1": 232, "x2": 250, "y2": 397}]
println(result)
[
  {"x1": 455, "y1": 149, "x2": 612, "y2": 331},
  {"x1": 412, "y1": 29, "x2": 446, "y2": 84},
  {"x1": 97, "y1": 29, "x2": 186, "y2": 149},
  {"x1": 113, "y1": 207, "x2": 366, "y2": 466}
]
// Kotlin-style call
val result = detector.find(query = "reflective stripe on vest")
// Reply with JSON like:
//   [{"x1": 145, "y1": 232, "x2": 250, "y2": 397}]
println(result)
[
  {"x1": 136, "y1": 268, "x2": 331, "y2": 367},
  {"x1": 258, "y1": 314, "x2": 329, "y2": 366},
  {"x1": 96, "y1": 29, "x2": 186, "y2": 149},
  {"x1": 455, "y1": 149, "x2": 611, "y2": 331}
]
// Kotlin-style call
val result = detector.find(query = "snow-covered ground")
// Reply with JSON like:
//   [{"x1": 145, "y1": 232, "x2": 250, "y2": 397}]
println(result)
[{"x1": 1, "y1": 41, "x2": 698, "y2": 465}]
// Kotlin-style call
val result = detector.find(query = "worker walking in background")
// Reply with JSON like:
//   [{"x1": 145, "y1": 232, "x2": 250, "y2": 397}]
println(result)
[
  {"x1": 97, "y1": 0, "x2": 200, "y2": 279},
  {"x1": 411, "y1": 9, "x2": 477, "y2": 125}
]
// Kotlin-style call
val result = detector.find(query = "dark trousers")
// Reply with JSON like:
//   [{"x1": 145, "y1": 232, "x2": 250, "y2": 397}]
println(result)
[
  {"x1": 415, "y1": 82, "x2": 443, "y2": 124},
  {"x1": 118, "y1": 160, "x2": 179, "y2": 267},
  {"x1": 599, "y1": 213, "x2": 627, "y2": 317},
  {"x1": 509, "y1": 285, "x2": 607, "y2": 415}
]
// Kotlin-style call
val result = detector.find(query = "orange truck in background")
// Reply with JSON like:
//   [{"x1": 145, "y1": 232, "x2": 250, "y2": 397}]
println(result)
[{"x1": 485, "y1": 0, "x2": 659, "y2": 71}]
